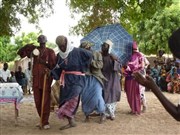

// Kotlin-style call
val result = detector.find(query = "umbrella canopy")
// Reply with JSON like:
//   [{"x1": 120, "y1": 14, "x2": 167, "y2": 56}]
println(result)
[{"x1": 80, "y1": 23, "x2": 133, "y2": 65}]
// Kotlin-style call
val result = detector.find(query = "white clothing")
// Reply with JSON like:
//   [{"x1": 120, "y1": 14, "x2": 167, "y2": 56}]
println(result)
[
  {"x1": 0, "y1": 69, "x2": 11, "y2": 82},
  {"x1": 25, "y1": 68, "x2": 31, "y2": 81},
  {"x1": 25, "y1": 68, "x2": 32, "y2": 90}
]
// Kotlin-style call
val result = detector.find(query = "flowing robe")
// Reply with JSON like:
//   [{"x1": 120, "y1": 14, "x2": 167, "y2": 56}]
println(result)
[
  {"x1": 124, "y1": 52, "x2": 144, "y2": 114},
  {"x1": 33, "y1": 46, "x2": 56, "y2": 126},
  {"x1": 52, "y1": 48, "x2": 93, "y2": 119},
  {"x1": 102, "y1": 54, "x2": 121, "y2": 104},
  {"x1": 81, "y1": 51, "x2": 106, "y2": 116}
]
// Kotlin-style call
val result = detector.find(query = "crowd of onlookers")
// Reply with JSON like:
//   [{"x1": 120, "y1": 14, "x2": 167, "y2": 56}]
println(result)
[
  {"x1": 0, "y1": 62, "x2": 32, "y2": 95},
  {"x1": 145, "y1": 50, "x2": 180, "y2": 94}
]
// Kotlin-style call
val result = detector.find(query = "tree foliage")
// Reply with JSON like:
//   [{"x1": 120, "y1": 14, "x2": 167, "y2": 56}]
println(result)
[
  {"x1": 137, "y1": 4, "x2": 180, "y2": 55},
  {"x1": 0, "y1": 36, "x2": 17, "y2": 62},
  {"x1": 0, "y1": 32, "x2": 56, "y2": 63},
  {"x1": 0, "y1": 0, "x2": 54, "y2": 36},
  {"x1": 66, "y1": 0, "x2": 172, "y2": 36},
  {"x1": 66, "y1": 0, "x2": 180, "y2": 55}
]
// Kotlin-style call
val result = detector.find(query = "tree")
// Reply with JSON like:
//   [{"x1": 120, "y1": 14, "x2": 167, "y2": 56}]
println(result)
[
  {"x1": 0, "y1": 32, "x2": 56, "y2": 63},
  {"x1": 0, "y1": 0, "x2": 54, "y2": 36},
  {"x1": 0, "y1": 36, "x2": 17, "y2": 62},
  {"x1": 14, "y1": 32, "x2": 56, "y2": 50},
  {"x1": 66, "y1": 0, "x2": 172, "y2": 36},
  {"x1": 137, "y1": 4, "x2": 180, "y2": 55}
]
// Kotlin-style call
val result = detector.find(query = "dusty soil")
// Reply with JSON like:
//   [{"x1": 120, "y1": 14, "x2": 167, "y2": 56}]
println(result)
[{"x1": 1, "y1": 91, "x2": 180, "y2": 135}]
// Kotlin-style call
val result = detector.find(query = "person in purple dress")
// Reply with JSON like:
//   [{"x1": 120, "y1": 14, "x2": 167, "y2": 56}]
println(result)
[
  {"x1": 124, "y1": 41, "x2": 144, "y2": 115},
  {"x1": 133, "y1": 28, "x2": 180, "y2": 121}
]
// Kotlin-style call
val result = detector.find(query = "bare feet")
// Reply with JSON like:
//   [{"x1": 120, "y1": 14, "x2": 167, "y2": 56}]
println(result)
[
  {"x1": 99, "y1": 114, "x2": 106, "y2": 124},
  {"x1": 50, "y1": 106, "x2": 55, "y2": 112},
  {"x1": 89, "y1": 112, "x2": 100, "y2": 117},
  {"x1": 59, "y1": 117, "x2": 77, "y2": 130},
  {"x1": 84, "y1": 116, "x2": 90, "y2": 123},
  {"x1": 142, "y1": 106, "x2": 147, "y2": 113},
  {"x1": 59, "y1": 123, "x2": 76, "y2": 130},
  {"x1": 110, "y1": 116, "x2": 115, "y2": 120}
]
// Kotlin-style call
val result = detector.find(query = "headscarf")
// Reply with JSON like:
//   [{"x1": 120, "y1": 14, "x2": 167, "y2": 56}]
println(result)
[
  {"x1": 56, "y1": 35, "x2": 74, "y2": 59},
  {"x1": 133, "y1": 41, "x2": 138, "y2": 52},
  {"x1": 80, "y1": 41, "x2": 94, "y2": 49},
  {"x1": 104, "y1": 39, "x2": 113, "y2": 53},
  {"x1": 170, "y1": 66, "x2": 177, "y2": 76}
]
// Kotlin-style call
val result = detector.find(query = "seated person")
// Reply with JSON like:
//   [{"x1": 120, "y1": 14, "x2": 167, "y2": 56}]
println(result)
[
  {"x1": 9, "y1": 71, "x2": 17, "y2": 82},
  {"x1": 171, "y1": 72, "x2": 180, "y2": 93},
  {"x1": 0, "y1": 62, "x2": 11, "y2": 83},
  {"x1": 15, "y1": 66, "x2": 26, "y2": 94}
]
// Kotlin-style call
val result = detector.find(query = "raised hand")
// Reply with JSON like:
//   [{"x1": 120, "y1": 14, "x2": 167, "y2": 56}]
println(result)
[{"x1": 133, "y1": 71, "x2": 156, "y2": 89}]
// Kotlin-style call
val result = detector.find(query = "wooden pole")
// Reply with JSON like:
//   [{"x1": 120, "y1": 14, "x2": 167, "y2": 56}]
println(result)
[{"x1": 40, "y1": 72, "x2": 47, "y2": 129}]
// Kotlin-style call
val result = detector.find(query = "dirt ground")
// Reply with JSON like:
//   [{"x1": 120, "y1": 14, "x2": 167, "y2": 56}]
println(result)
[{"x1": 1, "y1": 91, "x2": 180, "y2": 135}]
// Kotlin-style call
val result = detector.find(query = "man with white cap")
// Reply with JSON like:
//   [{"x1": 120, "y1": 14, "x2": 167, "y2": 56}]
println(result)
[
  {"x1": 101, "y1": 39, "x2": 121, "y2": 120},
  {"x1": 32, "y1": 35, "x2": 56, "y2": 129}
]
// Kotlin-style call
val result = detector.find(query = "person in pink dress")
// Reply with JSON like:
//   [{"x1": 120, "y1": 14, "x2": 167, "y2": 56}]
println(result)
[
  {"x1": 133, "y1": 28, "x2": 180, "y2": 121},
  {"x1": 124, "y1": 41, "x2": 144, "y2": 115}
]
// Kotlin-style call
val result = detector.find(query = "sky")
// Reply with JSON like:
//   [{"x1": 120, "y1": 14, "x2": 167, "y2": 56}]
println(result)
[{"x1": 18, "y1": 0, "x2": 82, "y2": 47}]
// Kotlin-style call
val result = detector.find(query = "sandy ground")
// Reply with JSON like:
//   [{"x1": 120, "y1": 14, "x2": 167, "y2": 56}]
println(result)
[{"x1": 1, "y1": 91, "x2": 180, "y2": 135}]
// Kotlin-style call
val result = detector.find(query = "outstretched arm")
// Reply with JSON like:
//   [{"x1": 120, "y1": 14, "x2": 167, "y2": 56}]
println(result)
[{"x1": 133, "y1": 72, "x2": 180, "y2": 121}]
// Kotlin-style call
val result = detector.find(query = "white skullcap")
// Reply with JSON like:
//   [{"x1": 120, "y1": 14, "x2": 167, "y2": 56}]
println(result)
[{"x1": 104, "y1": 39, "x2": 113, "y2": 46}]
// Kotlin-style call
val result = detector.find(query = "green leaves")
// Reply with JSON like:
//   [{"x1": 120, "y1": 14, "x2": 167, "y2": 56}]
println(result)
[
  {"x1": 0, "y1": 32, "x2": 56, "y2": 63},
  {"x1": 0, "y1": 0, "x2": 54, "y2": 36},
  {"x1": 67, "y1": 0, "x2": 179, "y2": 55},
  {"x1": 137, "y1": 4, "x2": 180, "y2": 54},
  {"x1": 0, "y1": 36, "x2": 17, "y2": 62}
]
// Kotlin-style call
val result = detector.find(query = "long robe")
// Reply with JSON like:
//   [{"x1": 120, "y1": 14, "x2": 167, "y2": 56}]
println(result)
[
  {"x1": 52, "y1": 48, "x2": 93, "y2": 119},
  {"x1": 33, "y1": 46, "x2": 56, "y2": 126},
  {"x1": 102, "y1": 54, "x2": 121, "y2": 104},
  {"x1": 101, "y1": 54, "x2": 121, "y2": 118},
  {"x1": 124, "y1": 51, "x2": 144, "y2": 114},
  {"x1": 81, "y1": 51, "x2": 106, "y2": 116}
]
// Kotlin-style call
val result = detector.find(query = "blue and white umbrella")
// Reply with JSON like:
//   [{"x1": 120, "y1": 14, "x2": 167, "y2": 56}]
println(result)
[{"x1": 81, "y1": 23, "x2": 133, "y2": 65}]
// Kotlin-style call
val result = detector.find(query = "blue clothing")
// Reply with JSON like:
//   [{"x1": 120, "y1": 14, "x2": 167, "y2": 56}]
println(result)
[
  {"x1": 51, "y1": 48, "x2": 93, "y2": 107},
  {"x1": 81, "y1": 75, "x2": 105, "y2": 116}
]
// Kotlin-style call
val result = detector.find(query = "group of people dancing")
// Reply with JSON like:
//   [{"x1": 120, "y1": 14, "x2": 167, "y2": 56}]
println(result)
[
  {"x1": 16, "y1": 27, "x2": 180, "y2": 131},
  {"x1": 18, "y1": 35, "x2": 122, "y2": 130}
]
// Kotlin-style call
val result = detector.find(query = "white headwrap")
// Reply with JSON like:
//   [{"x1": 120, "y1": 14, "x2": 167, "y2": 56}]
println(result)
[
  {"x1": 104, "y1": 39, "x2": 113, "y2": 53},
  {"x1": 56, "y1": 35, "x2": 74, "y2": 59}
]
